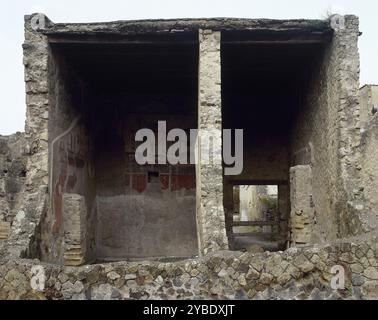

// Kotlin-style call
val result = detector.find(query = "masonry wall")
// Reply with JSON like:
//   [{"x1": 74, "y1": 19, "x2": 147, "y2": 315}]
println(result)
[
  {"x1": 0, "y1": 133, "x2": 26, "y2": 240},
  {"x1": 360, "y1": 115, "x2": 378, "y2": 227},
  {"x1": 359, "y1": 85, "x2": 378, "y2": 127},
  {"x1": 332, "y1": 17, "x2": 372, "y2": 237},
  {"x1": 1, "y1": 236, "x2": 378, "y2": 300},
  {"x1": 239, "y1": 186, "x2": 265, "y2": 222},
  {"x1": 290, "y1": 16, "x2": 369, "y2": 242},
  {"x1": 360, "y1": 85, "x2": 378, "y2": 229},
  {"x1": 289, "y1": 38, "x2": 339, "y2": 243}
]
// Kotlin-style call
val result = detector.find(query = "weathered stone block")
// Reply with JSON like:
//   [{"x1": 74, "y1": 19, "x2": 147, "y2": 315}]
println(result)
[
  {"x1": 62, "y1": 193, "x2": 87, "y2": 266},
  {"x1": 361, "y1": 281, "x2": 378, "y2": 300},
  {"x1": 290, "y1": 165, "x2": 314, "y2": 245}
]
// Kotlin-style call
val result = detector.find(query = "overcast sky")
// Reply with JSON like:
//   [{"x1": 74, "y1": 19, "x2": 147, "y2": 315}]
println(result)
[{"x1": 0, "y1": 0, "x2": 377, "y2": 134}]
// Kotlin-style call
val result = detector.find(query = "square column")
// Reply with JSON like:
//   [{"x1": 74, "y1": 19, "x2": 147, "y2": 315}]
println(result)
[
  {"x1": 289, "y1": 165, "x2": 314, "y2": 245},
  {"x1": 196, "y1": 30, "x2": 228, "y2": 255}
]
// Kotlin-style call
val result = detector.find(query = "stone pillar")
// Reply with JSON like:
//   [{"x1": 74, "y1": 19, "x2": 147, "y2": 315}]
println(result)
[
  {"x1": 196, "y1": 29, "x2": 228, "y2": 255},
  {"x1": 278, "y1": 185, "x2": 290, "y2": 243},
  {"x1": 24, "y1": 14, "x2": 50, "y2": 189},
  {"x1": 63, "y1": 193, "x2": 87, "y2": 266},
  {"x1": 289, "y1": 165, "x2": 314, "y2": 245}
]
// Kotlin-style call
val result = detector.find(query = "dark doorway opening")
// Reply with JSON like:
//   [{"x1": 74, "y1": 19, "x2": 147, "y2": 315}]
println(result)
[
  {"x1": 47, "y1": 33, "x2": 199, "y2": 262},
  {"x1": 221, "y1": 30, "x2": 329, "y2": 252}
]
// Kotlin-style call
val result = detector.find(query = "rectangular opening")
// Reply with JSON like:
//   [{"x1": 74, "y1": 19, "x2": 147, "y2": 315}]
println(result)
[
  {"x1": 231, "y1": 185, "x2": 282, "y2": 251},
  {"x1": 47, "y1": 33, "x2": 199, "y2": 262},
  {"x1": 147, "y1": 171, "x2": 159, "y2": 183},
  {"x1": 221, "y1": 30, "x2": 333, "y2": 248}
]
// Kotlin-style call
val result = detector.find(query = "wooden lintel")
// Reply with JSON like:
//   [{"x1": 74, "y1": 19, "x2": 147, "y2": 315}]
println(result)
[{"x1": 232, "y1": 221, "x2": 279, "y2": 227}]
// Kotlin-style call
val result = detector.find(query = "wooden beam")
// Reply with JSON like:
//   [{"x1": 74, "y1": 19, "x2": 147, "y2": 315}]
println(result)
[
  {"x1": 232, "y1": 232, "x2": 277, "y2": 237},
  {"x1": 226, "y1": 179, "x2": 288, "y2": 186},
  {"x1": 49, "y1": 38, "x2": 329, "y2": 45},
  {"x1": 232, "y1": 221, "x2": 278, "y2": 227},
  {"x1": 48, "y1": 37, "x2": 196, "y2": 45}
]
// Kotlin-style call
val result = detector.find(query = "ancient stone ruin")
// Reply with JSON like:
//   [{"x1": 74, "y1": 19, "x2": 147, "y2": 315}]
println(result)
[{"x1": 0, "y1": 13, "x2": 378, "y2": 300}]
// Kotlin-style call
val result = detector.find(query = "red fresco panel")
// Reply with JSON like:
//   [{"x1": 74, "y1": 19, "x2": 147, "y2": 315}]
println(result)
[{"x1": 132, "y1": 174, "x2": 147, "y2": 193}]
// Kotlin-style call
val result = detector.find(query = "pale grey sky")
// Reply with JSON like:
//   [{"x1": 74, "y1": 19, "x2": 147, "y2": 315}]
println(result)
[{"x1": 0, "y1": 0, "x2": 377, "y2": 134}]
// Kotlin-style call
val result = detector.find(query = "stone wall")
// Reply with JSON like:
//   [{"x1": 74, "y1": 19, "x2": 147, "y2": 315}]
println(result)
[
  {"x1": 359, "y1": 85, "x2": 378, "y2": 127},
  {"x1": 333, "y1": 16, "x2": 371, "y2": 237},
  {"x1": 290, "y1": 15, "x2": 372, "y2": 242},
  {"x1": 0, "y1": 133, "x2": 27, "y2": 240},
  {"x1": 1, "y1": 235, "x2": 378, "y2": 300},
  {"x1": 289, "y1": 29, "x2": 339, "y2": 243},
  {"x1": 360, "y1": 86, "x2": 378, "y2": 230},
  {"x1": 290, "y1": 166, "x2": 315, "y2": 245},
  {"x1": 239, "y1": 186, "x2": 266, "y2": 222},
  {"x1": 360, "y1": 117, "x2": 378, "y2": 230}
]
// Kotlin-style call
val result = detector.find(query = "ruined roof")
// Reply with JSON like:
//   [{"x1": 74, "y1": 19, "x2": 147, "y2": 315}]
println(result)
[{"x1": 28, "y1": 14, "x2": 333, "y2": 36}]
